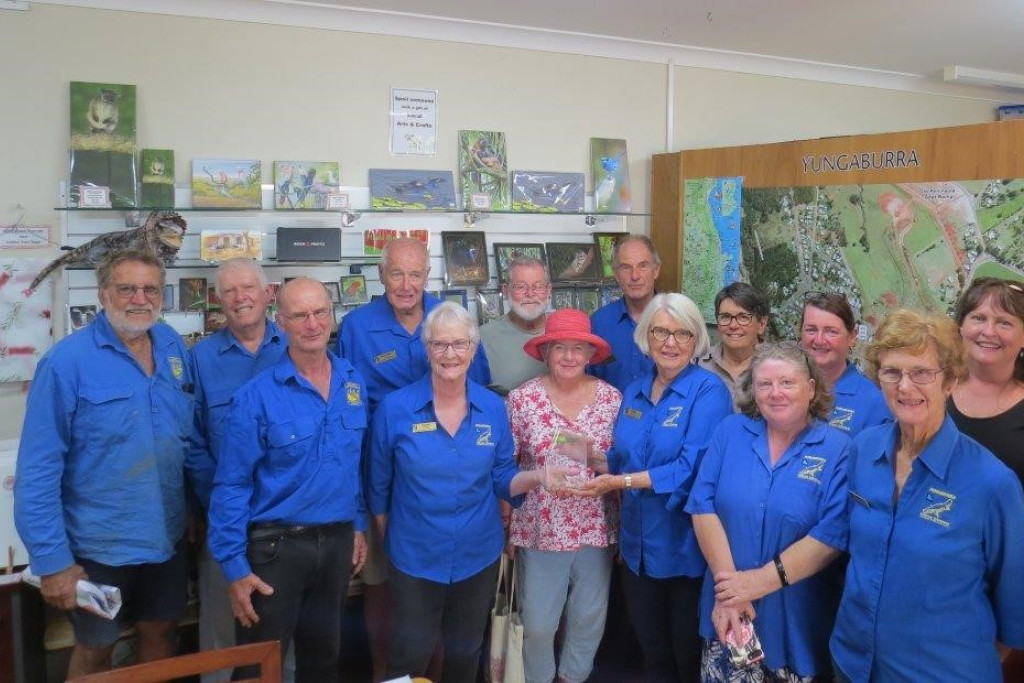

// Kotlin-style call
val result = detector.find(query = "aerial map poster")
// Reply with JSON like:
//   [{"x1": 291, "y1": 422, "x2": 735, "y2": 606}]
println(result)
[
  {"x1": 683, "y1": 177, "x2": 743, "y2": 321},
  {"x1": 711, "y1": 178, "x2": 1024, "y2": 339}
]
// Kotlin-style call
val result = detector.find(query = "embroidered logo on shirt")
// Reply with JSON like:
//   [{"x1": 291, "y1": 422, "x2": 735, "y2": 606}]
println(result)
[
  {"x1": 412, "y1": 421, "x2": 437, "y2": 433},
  {"x1": 625, "y1": 408, "x2": 642, "y2": 420},
  {"x1": 920, "y1": 488, "x2": 956, "y2": 527},
  {"x1": 168, "y1": 357, "x2": 184, "y2": 380},
  {"x1": 797, "y1": 455, "x2": 826, "y2": 484},
  {"x1": 661, "y1": 406, "x2": 683, "y2": 428},
  {"x1": 475, "y1": 424, "x2": 493, "y2": 446},
  {"x1": 829, "y1": 407, "x2": 854, "y2": 431},
  {"x1": 374, "y1": 350, "x2": 398, "y2": 364},
  {"x1": 345, "y1": 381, "x2": 362, "y2": 406}
]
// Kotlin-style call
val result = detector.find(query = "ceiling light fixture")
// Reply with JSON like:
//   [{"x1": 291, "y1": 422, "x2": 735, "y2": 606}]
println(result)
[{"x1": 943, "y1": 65, "x2": 1024, "y2": 91}]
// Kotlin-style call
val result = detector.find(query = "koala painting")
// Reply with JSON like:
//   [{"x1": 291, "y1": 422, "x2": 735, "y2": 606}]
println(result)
[{"x1": 86, "y1": 88, "x2": 120, "y2": 133}]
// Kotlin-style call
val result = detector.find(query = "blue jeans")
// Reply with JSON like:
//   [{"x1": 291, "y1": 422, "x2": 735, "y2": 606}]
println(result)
[{"x1": 517, "y1": 546, "x2": 614, "y2": 683}]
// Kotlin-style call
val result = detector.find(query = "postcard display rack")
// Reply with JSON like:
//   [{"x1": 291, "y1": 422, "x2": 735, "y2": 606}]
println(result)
[{"x1": 57, "y1": 183, "x2": 648, "y2": 339}]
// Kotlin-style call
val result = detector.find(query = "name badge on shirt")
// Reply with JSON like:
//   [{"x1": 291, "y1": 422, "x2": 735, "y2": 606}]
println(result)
[
  {"x1": 374, "y1": 350, "x2": 398, "y2": 364},
  {"x1": 625, "y1": 408, "x2": 642, "y2": 420},
  {"x1": 168, "y1": 356, "x2": 184, "y2": 380},
  {"x1": 412, "y1": 421, "x2": 437, "y2": 433},
  {"x1": 849, "y1": 490, "x2": 870, "y2": 509},
  {"x1": 475, "y1": 424, "x2": 493, "y2": 446},
  {"x1": 920, "y1": 488, "x2": 956, "y2": 528},
  {"x1": 798, "y1": 455, "x2": 826, "y2": 484},
  {"x1": 345, "y1": 381, "x2": 362, "y2": 406}
]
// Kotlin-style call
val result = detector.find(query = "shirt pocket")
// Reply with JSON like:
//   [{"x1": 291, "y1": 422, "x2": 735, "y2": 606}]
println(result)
[
  {"x1": 266, "y1": 417, "x2": 319, "y2": 471},
  {"x1": 206, "y1": 391, "x2": 235, "y2": 446},
  {"x1": 77, "y1": 386, "x2": 135, "y2": 451}
]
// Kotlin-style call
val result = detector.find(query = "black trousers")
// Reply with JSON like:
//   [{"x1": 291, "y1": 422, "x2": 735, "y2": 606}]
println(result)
[
  {"x1": 386, "y1": 558, "x2": 499, "y2": 683},
  {"x1": 234, "y1": 522, "x2": 354, "y2": 683},
  {"x1": 622, "y1": 567, "x2": 702, "y2": 683}
]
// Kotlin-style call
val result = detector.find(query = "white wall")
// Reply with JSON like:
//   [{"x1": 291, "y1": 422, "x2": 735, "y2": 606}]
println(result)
[{"x1": 0, "y1": 3, "x2": 1007, "y2": 437}]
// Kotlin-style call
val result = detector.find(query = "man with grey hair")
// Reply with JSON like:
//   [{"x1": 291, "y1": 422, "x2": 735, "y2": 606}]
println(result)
[
  {"x1": 16, "y1": 249, "x2": 194, "y2": 675},
  {"x1": 590, "y1": 235, "x2": 661, "y2": 393},
  {"x1": 187, "y1": 257, "x2": 286, "y2": 681},
  {"x1": 480, "y1": 256, "x2": 550, "y2": 394}
]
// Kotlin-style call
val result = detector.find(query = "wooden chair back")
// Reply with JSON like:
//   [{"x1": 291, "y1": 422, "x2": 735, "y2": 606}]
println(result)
[{"x1": 67, "y1": 640, "x2": 281, "y2": 683}]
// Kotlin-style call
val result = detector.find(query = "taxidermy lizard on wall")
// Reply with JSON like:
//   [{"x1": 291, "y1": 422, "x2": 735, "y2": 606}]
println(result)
[{"x1": 27, "y1": 211, "x2": 187, "y2": 294}]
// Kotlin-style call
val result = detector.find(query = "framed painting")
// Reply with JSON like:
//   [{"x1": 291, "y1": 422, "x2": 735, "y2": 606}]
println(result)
[
  {"x1": 593, "y1": 232, "x2": 629, "y2": 280},
  {"x1": 369, "y1": 169, "x2": 457, "y2": 210},
  {"x1": 340, "y1": 274, "x2": 369, "y2": 305},
  {"x1": 323, "y1": 281, "x2": 342, "y2": 304},
  {"x1": 179, "y1": 277, "x2": 207, "y2": 311},
  {"x1": 546, "y1": 242, "x2": 602, "y2": 283},
  {"x1": 492, "y1": 243, "x2": 547, "y2": 285},
  {"x1": 476, "y1": 288, "x2": 504, "y2": 326},
  {"x1": 441, "y1": 289, "x2": 468, "y2": 308},
  {"x1": 442, "y1": 231, "x2": 490, "y2": 286},
  {"x1": 551, "y1": 285, "x2": 576, "y2": 310},
  {"x1": 274, "y1": 160, "x2": 341, "y2": 210},
  {"x1": 511, "y1": 171, "x2": 585, "y2": 213},
  {"x1": 192, "y1": 158, "x2": 262, "y2": 209},
  {"x1": 576, "y1": 286, "x2": 602, "y2": 315}
]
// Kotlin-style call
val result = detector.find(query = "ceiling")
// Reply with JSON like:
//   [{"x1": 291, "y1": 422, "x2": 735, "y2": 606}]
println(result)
[{"x1": 289, "y1": 0, "x2": 1024, "y2": 79}]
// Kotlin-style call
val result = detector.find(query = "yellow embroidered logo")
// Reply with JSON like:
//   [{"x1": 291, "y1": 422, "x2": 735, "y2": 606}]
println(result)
[
  {"x1": 625, "y1": 408, "x2": 642, "y2": 420},
  {"x1": 168, "y1": 357, "x2": 184, "y2": 380},
  {"x1": 412, "y1": 422, "x2": 437, "y2": 433},
  {"x1": 661, "y1": 406, "x2": 683, "y2": 428},
  {"x1": 798, "y1": 455, "x2": 826, "y2": 484},
  {"x1": 476, "y1": 424, "x2": 493, "y2": 446},
  {"x1": 920, "y1": 488, "x2": 956, "y2": 527},
  {"x1": 829, "y1": 407, "x2": 854, "y2": 432},
  {"x1": 374, "y1": 350, "x2": 398, "y2": 364},
  {"x1": 345, "y1": 381, "x2": 362, "y2": 406}
]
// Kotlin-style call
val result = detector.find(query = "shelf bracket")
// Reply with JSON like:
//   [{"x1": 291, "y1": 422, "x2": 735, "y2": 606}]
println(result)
[
  {"x1": 341, "y1": 211, "x2": 361, "y2": 227},
  {"x1": 585, "y1": 214, "x2": 598, "y2": 227},
  {"x1": 463, "y1": 212, "x2": 486, "y2": 228}
]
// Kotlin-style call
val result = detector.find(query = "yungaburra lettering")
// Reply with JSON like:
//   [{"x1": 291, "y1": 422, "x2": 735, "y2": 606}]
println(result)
[{"x1": 802, "y1": 149, "x2": 920, "y2": 173}]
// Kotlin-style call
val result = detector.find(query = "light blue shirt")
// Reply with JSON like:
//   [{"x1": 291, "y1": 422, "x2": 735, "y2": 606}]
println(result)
[
  {"x1": 831, "y1": 417, "x2": 1024, "y2": 682},
  {"x1": 15, "y1": 312, "x2": 193, "y2": 574},
  {"x1": 589, "y1": 298, "x2": 654, "y2": 393},
  {"x1": 187, "y1": 321, "x2": 286, "y2": 509},
  {"x1": 609, "y1": 364, "x2": 733, "y2": 578},
  {"x1": 829, "y1": 363, "x2": 891, "y2": 435},
  {"x1": 335, "y1": 294, "x2": 490, "y2": 411},
  {"x1": 208, "y1": 351, "x2": 369, "y2": 583},
  {"x1": 368, "y1": 374, "x2": 522, "y2": 583},
  {"x1": 687, "y1": 415, "x2": 850, "y2": 677}
]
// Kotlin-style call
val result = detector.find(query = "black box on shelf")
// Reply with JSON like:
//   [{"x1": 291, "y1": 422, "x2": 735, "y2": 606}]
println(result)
[{"x1": 276, "y1": 227, "x2": 341, "y2": 262}]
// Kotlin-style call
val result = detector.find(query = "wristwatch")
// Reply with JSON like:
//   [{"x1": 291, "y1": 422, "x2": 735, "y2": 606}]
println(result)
[{"x1": 623, "y1": 474, "x2": 633, "y2": 489}]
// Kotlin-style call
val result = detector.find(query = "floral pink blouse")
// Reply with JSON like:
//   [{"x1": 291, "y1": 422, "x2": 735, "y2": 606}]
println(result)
[{"x1": 507, "y1": 376, "x2": 621, "y2": 551}]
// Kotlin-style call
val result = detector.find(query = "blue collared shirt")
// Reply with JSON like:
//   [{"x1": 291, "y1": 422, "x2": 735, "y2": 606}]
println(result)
[
  {"x1": 609, "y1": 364, "x2": 733, "y2": 578},
  {"x1": 589, "y1": 298, "x2": 654, "y2": 393},
  {"x1": 368, "y1": 374, "x2": 522, "y2": 583},
  {"x1": 831, "y1": 417, "x2": 1024, "y2": 682},
  {"x1": 187, "y1": 321, "x2": 287, "y2": 509},
  {"x1": 335, "y1": 294, "x2": 491, "y2": 411},
  {"x1": 828, "y1": 364, "x2": 891, "y2": 435},
  {"x1": 687, "y1": 415, "x2": 850, "y2": 677},
  {"x1": 208, "y1": 351, "x2": 369, "y2": 583},
  {"x1": 15, "y1": 312, "x2": 193, "y2": 575}
]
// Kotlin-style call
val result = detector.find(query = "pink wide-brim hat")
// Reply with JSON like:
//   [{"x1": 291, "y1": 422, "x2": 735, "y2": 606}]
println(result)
[{"x1": 523, "y1": 308, "x2": 612, "y2": 364}]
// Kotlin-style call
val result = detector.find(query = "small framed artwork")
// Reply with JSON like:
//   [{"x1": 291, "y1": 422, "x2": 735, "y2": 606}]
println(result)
[
  {"x1": 476, "y1": 288, "x2": 504, "y2": 326},
  {"x1": 510, "y1": 171, "x2": 585, "y2": 213},
  {"x1": 207, "y1": 285, "x2": 223, "y2": 310},
  {"x1": 593, "y1": 232, "x2": 629, "y2": 280},
  {"x1": 576, "y1": 286, "x2": 602, "y2": 315},
  {"x1": 551, "y1": 286, "x2": 576, "y2": 310},
  {"x1": 441, "y1": 289, "x2": 468, "y2": 308},
  {"x1": 205, "y1": 309, "x2": 228, "y2": 334},
  {"x1": 441, "y1": 231, "x2": 490, "y2": 286},
  {"x1": 546, "y1": 242, "x2": 603, "y2": 283},
  {"x1": 162, "y1": 284, "x2": 174, "y2": 310},
  {"x1": 179, "y1": 277, "x2": 207, "y2": 311},
  {"x1": 323, "y1": 281, "x2": 342, "y2": 304},
  {"x1": 492, "y1": 243, "x2": 547, "y2": 285},
  {"x1": 68, "y1": 304, "x2": 97, "y2": 332},
  {"x1": 340, "y1": 274, "x2": 369, "y2": 305}
]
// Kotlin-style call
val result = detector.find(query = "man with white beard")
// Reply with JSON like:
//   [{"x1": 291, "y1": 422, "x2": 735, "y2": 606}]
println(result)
[{"x1": 480, "y1": 257, "x2": 551, "y2": 394}]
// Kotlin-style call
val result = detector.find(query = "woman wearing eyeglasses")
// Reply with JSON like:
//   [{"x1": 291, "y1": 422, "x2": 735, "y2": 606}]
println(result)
[
  {"x1": 688, "y1": 342, "x2": 850, "y2": 682},
  {"x1": 949, "y1": 277, "x2": 1024, "y2": 486},
  {"x1": 799, "y1": 292, "x2": 890, "y2": 435},
  {"x1": 831, "y1": 310, "x2": 1024, "y2": 682},
  {"x1": 367, "y1": 302, "x2": 551, "y2": 683},
  {"x1": 506, "y1": 309, "x2": 621, "y2": 683},
  {"x1": 699, "y1": 282, "x2": 770, "y2": 400},
  {"x1": 579, "y1": 293, "x2": 733, "y2": 682}
]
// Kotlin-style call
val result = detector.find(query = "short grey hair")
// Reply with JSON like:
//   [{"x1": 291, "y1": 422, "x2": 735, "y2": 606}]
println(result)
[
  {"x1": 735, "y1": 341, "x2": 833, "y2": 419},
  {"x1": 276, "y1": 277, "x2": 331, "y2": 313},
  {"x1": 380, "y1": 237, "x2": 429, "y2": 272},
  {"x1": 612, "y1": 235, "x2": 661, "y2": 268},
  {"x1": 507, "y1": 257, "x2": 549, "y2": 284},
  {"x1": 422, "y1": 301, "x2": 480, "y2": 347},
  {"x1": 633, "y1": 292, "x2": 709, "y2": 358},
  {"x1": 96, "y1": 249, "x2": 166, "y2": 289},
  {"x1": 215, "y1": 258, "x2": 268, "y2": 297}
]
